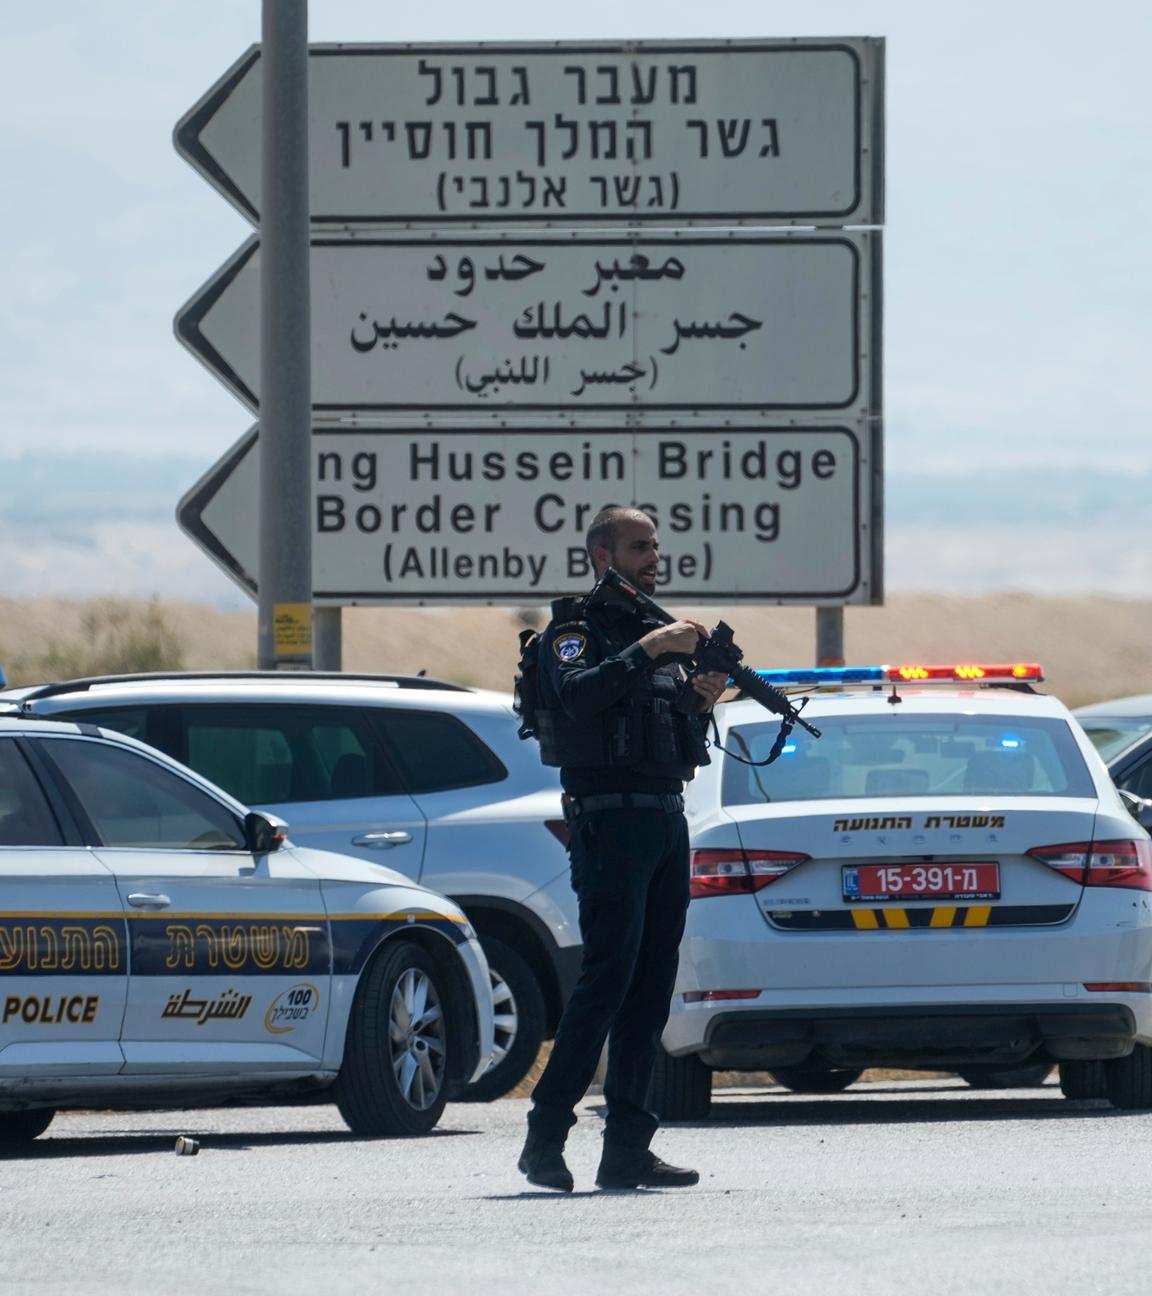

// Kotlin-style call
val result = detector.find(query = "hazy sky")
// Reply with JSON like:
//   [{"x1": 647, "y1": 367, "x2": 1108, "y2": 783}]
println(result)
[{"x1": 1, "y1": 1, "x2": 1149, "y2": 606}]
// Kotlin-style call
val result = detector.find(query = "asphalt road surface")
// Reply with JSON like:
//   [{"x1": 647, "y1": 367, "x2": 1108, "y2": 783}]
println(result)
[{"x1": 1, "y1": 1078, "x2": 1147, "y2": 1295}]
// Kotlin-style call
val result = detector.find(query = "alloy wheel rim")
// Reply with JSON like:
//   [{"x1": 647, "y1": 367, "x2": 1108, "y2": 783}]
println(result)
[
  {"x1": 483, "y1": 966, "x2": 520, "y2": 1073},
  {"x1": 388, "y1": 967, "x2": 446, "y2": 1110}
]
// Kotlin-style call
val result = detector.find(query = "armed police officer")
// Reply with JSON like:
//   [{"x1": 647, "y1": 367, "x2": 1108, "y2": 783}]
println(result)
[{"x1": 517, "y1": 506, "x2": 727, "y2": 1192}]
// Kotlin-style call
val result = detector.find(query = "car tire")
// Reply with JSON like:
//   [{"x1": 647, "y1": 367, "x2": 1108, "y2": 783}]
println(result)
[
  {"x1": 1105, "y1": 1044, "x2": 1152, "y2": 1110},
  {"x1": 458, "y1": 936, "x2": 546, "y2": 1103},
  {"x1": 769, "y1": 1065, "x2": 864, "y2": 1094},
  {"x1": 334, "y1": 940, "x2": 450, "y2": 1136},
  {"x1": 0, "y1": 1108, "x2": 55, "y2": 1149},
  {"x1": 648, "y1": 1047, "x2": 711, "y2": 1121},
  {"x1": 1060, "y1": 1060, "x2": 1108, "y2": 1100},
  {"x1": 956, "y1": 1062, "x2": 1053, "y2": 1090}
]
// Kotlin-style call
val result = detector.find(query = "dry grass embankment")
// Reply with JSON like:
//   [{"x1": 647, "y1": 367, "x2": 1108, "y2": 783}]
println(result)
[{"x1": 2, "y1": 592, "x2": 1150, "y2": 708}]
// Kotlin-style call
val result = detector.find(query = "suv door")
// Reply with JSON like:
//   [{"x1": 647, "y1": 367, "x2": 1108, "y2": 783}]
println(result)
[
  {"x1": 176, "y1": 704, "x2": 428, "y2": 875},
  {"x1": 0, "y1": 737, "x2": 127, "y2": 1077},
  {"x1": 33, "y1": 735, "x2": 330, "y2": 1076},
  {"x1": 368, "y1": 707, "x2": 554, "y2": 896}
]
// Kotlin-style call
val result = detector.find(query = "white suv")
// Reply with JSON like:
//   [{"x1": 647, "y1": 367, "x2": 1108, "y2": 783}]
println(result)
[
  {"x1": 0, "y1": 711, "x2": 494, "y2": 1148},
  {"x1": 5, "y1": 672, "x2": 575, "y2": 1100}
]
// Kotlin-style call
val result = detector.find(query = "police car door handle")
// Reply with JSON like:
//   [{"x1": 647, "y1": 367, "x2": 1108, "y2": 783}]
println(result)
[
  {"x1": 352, "y1": 832, "x2": 413, "y2": 849},
  {"x1": 127, "y1": 892, "x2": 172, "y2": 909}
]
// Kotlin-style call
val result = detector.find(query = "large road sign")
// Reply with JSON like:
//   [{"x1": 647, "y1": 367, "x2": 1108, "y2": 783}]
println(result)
[
  {"x1": 175, "y1": 230, "x2": 879, "y2": 416},
  {"x1": 176, "y1": 422, "x2": 880, "y2": 606},
  {"x1": 175, "y1": 39, "x2": 884, "y2": 227}
]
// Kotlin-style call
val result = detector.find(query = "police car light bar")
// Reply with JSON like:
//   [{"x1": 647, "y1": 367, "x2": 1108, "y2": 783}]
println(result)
[{"x1": 753, "y1": 664, "x2": 1045, "y2": 687}]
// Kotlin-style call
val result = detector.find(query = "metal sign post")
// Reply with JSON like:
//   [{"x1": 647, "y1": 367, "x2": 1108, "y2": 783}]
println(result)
[{"x1": 257, "y1": 0, "x2": 313, "y2": 669}]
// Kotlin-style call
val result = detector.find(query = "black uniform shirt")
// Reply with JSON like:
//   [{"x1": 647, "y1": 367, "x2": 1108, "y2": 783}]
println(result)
[{"x1": 539, "y1": 594, "x2": 690, "y2": 797}]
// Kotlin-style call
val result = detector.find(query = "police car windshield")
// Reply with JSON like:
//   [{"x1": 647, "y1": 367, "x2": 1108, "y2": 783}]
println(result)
[{"x1": 722, "y1": 714, "x2": 1095, "y2": 805}]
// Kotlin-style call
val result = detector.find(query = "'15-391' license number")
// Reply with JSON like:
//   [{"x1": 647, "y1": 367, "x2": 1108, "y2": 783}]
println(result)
[{"x1": 843, "y1": 862, "x2": 1000, "y2": 902}]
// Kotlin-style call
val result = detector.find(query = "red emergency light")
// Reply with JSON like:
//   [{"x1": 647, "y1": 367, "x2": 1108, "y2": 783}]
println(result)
[{"x1": 887, "y1": 664, "x2": 1044, "y2": 684}]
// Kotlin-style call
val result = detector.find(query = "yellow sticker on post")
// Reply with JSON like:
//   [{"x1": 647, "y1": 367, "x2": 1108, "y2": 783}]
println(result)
[{"x1": 273, "y1": 603, "x2": 313, "y2": 657}]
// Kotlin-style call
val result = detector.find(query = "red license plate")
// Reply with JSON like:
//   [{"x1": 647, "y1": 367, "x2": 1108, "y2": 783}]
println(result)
[{"x1": 843, "y1": 862, "x2": 1001, "y2": 902}]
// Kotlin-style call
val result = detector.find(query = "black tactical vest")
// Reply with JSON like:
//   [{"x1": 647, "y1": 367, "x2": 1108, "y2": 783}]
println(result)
[{"x1": 533, "y1": 597, "x2": 707, "y2": 782}]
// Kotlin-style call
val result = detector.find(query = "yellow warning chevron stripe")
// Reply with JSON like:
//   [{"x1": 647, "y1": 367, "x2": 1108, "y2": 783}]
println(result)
[
  {"x1": 963, "y1": 906, "x2": 992, "y2": 927},
  {"x1": 847, "y1": 905, "x2": 995, "y2": 929}
]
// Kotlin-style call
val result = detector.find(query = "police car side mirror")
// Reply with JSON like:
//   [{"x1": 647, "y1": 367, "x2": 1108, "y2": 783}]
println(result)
[{"x1": 244, "y1": 811, "x2": 287, "y2": 854}]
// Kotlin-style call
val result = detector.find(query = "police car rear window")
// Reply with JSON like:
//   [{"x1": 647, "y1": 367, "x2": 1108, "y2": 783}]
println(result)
[{"x1": 722, "y1": 714, "x2": 1096, "y2": 805}]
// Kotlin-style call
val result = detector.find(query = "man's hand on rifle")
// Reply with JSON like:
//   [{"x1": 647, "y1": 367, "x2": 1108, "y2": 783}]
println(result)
[
  {"x1": 691, "y1": 671, "x2": 728, "y2": 712},
  {"x1": 639, "y1": 620, "x2": 705, "y2": 659}
]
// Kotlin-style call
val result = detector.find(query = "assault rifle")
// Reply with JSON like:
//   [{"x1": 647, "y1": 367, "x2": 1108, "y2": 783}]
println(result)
[{"x1": 595, "y1": 568, "x2": 822, "y2": 758}]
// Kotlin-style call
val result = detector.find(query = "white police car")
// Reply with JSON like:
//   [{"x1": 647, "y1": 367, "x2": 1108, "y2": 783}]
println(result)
[
  {"x1": 0, "y1": 707, "x2": 494, "y2": 1148},
  {"x1": 2, "y1": 670, "x2": 575, "y2": 1102},
  {"x1": 652, "y1": 663, "x2": 1152, "y2": 1118}
]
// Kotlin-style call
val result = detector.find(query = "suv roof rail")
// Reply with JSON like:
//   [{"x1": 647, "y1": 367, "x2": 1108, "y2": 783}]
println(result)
[{"x1": 6, "y1": 671, "x2": 471, "y2": 704}]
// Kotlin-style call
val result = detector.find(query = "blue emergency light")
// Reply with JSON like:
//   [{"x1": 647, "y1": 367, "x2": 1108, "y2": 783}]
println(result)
[{"x1": 753, "y1": 667, "x2": 887, "y2": 687}]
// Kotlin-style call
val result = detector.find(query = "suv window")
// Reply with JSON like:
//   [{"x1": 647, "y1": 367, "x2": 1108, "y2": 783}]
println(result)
[
  {"x1": 69, "y1": 706, "x2": 150, "y2": 743},
  {"x1": 181, "y1": 706, "x2": 403, "y2": 805},
  {"x1": 0, "y1": 740, "x2": 64, "y2": 847},
  {"x1": 39, "y1": 738, "x2": 245, "y2": 849},
  {"x1": 372, "y1": 710, "x2": 506, "y2": 794},
  {"x1": 1080, "y1": 718, "x2": 1152, "y2": 761}
]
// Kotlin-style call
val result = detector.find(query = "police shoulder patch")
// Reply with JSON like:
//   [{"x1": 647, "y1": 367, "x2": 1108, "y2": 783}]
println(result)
[{"x1": 553, "y1": 631, "x2": 588, "y2": 662}]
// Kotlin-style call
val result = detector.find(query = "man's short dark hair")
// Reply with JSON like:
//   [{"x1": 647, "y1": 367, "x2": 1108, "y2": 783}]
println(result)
[{"x1": 585, "y1": 506, "x2": 654, "y2": 560}]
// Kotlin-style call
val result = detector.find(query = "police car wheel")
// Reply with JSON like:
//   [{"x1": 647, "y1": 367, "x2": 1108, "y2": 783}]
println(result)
[
  {"x1": 648, "y1": 1047, "x2": 711, "y2": 1121},
  {"x1": 1059, "y1": 1060, "x2": 1108, "y2": 1100},
  {"x1": 769, "y1": 1065, "x2": 864, "y2": 1094},
  {"x1": 334, "y1": 941, "x2": 450, "y2": 1136},
  {"x1": 1105, "y1": 1044, "x2": 1152, "y2": 1110},
  {"x1": 0, "y1": 1108, "x2": 55, "y2": 1147},
  {"x1": 956, "y1": 1063, "x2": 1053, "y2": 1089},
  {"x1": 458, "y1": 937, "x2": 546, "y2": 1103}
]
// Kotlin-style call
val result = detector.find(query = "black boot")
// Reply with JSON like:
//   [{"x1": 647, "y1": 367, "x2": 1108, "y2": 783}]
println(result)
[
  {"x1": 518, "y1": 1131, "x2": 574, "y2": 1192},
  {"x1": 596, "y1": 1145, "x2": 700, "y2": 1190}
]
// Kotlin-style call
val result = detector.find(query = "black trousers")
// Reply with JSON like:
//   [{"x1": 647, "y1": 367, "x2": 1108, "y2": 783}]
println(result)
[{"x1": 528, "y1": 805, "x2": 690, "y2": 1150}]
